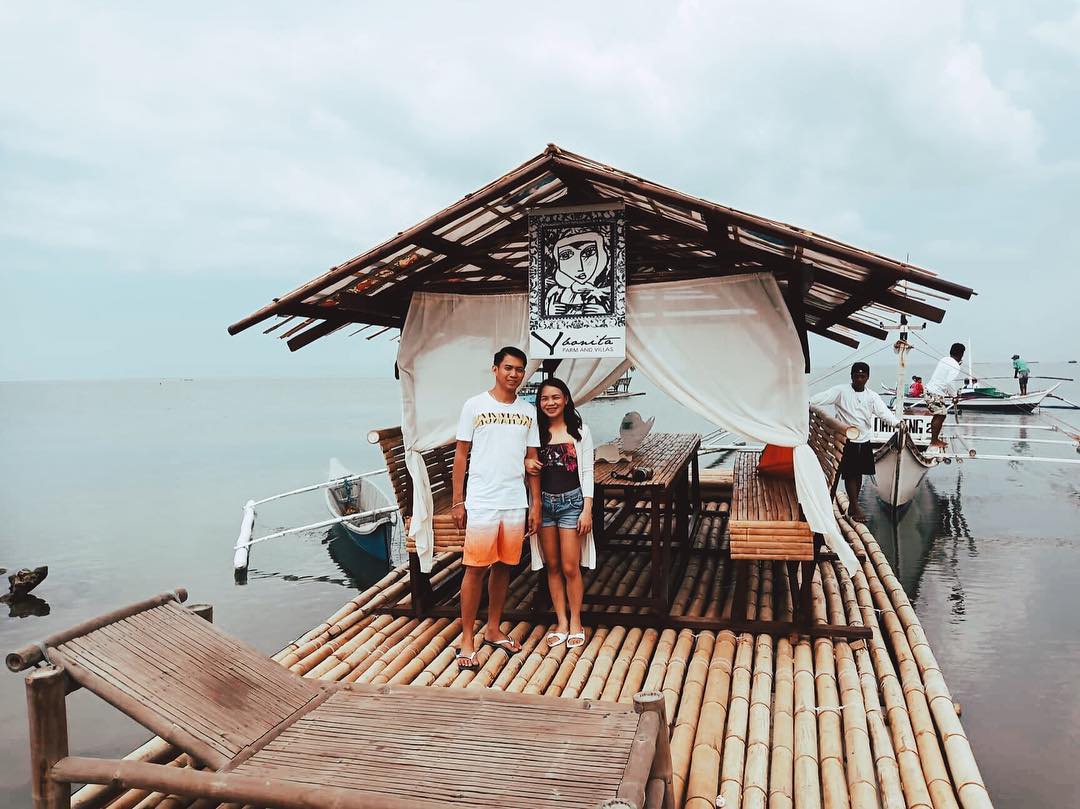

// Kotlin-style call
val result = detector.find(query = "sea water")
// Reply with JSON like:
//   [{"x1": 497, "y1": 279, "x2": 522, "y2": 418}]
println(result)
[{"x1": 0, "y1": 367, "x2": 1076, "y2": 807}]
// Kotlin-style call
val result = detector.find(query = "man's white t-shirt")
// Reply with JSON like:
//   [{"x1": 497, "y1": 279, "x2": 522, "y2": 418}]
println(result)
[
  {"x1": 809, "y1": 384, "x2": 898, "y2": 443},
  {"x1": 456, "y1": 391, "x2": 540, "y2": 511},
  {"x1": 926, "y1": 357, "x2": 964, "y2": 398}
]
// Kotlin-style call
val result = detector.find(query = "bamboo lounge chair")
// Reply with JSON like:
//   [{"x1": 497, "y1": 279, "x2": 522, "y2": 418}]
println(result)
[{"x1": 7, "y1": 589, "x2": 674, "y2": 809}]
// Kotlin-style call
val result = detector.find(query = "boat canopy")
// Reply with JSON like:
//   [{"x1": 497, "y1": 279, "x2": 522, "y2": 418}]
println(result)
[{"x1": 228, "y1": 144, "x2": 974, "y2": 356}]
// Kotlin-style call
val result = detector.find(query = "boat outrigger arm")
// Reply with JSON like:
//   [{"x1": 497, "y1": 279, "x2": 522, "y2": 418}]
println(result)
[{"x1": 232, "y1": 468, "x2": 393, "y2": 577}]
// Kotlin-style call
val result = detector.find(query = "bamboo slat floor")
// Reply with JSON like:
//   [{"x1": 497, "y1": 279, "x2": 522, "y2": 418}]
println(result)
[{"x1": 83, "y1": 497, "x2": 993, "y2": 809}]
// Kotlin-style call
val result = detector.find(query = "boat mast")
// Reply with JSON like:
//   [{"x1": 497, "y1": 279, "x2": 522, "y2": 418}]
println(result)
[{"x1": 894, "y1": 315, "x2": 910, "y2": 422}]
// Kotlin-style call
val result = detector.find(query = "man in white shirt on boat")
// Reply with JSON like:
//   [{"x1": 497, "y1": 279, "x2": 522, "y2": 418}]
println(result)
[
  {"x1": 810, "y1": 362, "x2": 899, "y2": 522},
  {"x1": 924, "y1": 343, "x2": 974, "y2": 452},
  {"x1": 450, "y1": 346, "x2": 542, "y2": 671}
]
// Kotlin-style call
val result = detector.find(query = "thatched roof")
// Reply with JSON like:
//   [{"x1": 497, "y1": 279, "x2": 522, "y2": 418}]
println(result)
[{"x1": 229, "y1": 144, "x2": 973, "y2": 352}]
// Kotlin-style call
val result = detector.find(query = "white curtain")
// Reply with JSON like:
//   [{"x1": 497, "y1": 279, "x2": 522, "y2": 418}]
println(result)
[
  {"x1": 626, "y1": 275, "x2": 859, "y2": 574},
  {"x1": 397, "y1": 291, "x2": 627, "y2": 572}
]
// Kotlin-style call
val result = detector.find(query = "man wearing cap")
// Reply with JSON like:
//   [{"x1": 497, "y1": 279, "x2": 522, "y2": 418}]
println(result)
[
  {"x1": 810, "y1": 362, "x2": 899, "y2": 522},
  {"x1": 907, "y1": 376, "x2": 924, "y2": 397},
  {"x1": 1012, "y1": 354, "x2": 1030, "y2": 395}
]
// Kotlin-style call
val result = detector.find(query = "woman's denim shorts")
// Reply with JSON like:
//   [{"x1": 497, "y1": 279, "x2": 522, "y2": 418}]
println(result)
[{"x1": 541, "y1": 488, "x2": 584, "y2": 529}]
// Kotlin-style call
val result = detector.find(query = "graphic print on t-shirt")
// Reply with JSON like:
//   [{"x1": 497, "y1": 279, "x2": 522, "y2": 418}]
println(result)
[{"x1": 474, "y1": 412, "x2": 534, "y2": 429}]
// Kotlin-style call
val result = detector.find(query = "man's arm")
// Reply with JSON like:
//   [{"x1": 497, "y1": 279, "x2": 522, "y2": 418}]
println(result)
[
  {"x1": 873, "y1": 391, "x2": 900, "y2": 427},
  {"x1": 809, "y1": 385, "x2": 840, "y2": 407},
  {"x1": 451, "y1": 440, "x2": 470, "y2": 530},
  {"x1": 525, "y1": 447, "x2": 541, "y2": 536}
]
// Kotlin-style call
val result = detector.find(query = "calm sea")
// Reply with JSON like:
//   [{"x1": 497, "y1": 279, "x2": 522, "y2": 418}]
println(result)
[{"x1": 0, "y1": 366, "x2": 1077, "y2": 807}]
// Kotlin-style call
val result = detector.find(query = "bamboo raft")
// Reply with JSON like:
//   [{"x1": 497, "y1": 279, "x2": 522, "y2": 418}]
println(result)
[{"x1": 69, "y1": 493, "x2": 994, "y2": 809}]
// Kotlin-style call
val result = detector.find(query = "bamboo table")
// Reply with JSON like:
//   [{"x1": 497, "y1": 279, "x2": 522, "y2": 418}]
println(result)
[{"x1": 589, "y1": 432, "x2": 701, "y2": 616}]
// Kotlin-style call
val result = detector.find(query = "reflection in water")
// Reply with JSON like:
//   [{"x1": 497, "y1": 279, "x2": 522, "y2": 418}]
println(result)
[
  {"x1": 325, "y1": 526, "x2": 400, "y2": 590},
  {"x1": 868, "y1": 468, "x2": 976, "y2": 619},
  {"x1": 933, "y1": 470, "x2": 975, "y2": 619},
  {"x1": 243, "y1": 525, "x2": 403, "y2": 591},
  {"x1": 5, "y1": 595, "x2": 50, "y2": 619}
]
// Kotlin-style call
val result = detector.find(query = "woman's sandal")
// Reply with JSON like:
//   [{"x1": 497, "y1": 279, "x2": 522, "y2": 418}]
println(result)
[
  {"x1": 545, "y1": 631, "x2": 568, "y2": 648},
  {"x1": 566, "y1": 631, "x2": 586, "y2": 650},
  {"x1": 454, "y1": 649, "x2": 479, "y2": 671}
]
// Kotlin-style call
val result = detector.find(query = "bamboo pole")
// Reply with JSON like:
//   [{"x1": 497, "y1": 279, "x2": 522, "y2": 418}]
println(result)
[
  {"x1": 743, "y1": 565, "x2": 775, "y2": 809},
  {"x1": 560, "y1": 628, "x2": 610, "y2": 700},
  {"x1": 815, "y1": 565, "x2": 878, "y2": 809},
  {"x1": 619, "y1": 628, "x2": 660, "y2": 703},
  {"x1": 670, "y1": 630, "x2": 715, "y2": 806},
  {"x1": 769, "y1": 566, "x2": 796, "y2": 809},
  {"x1": 828, "y1": 562, "x2": 906, "y2": 809},
  {"x1": 72, "y1": 737, "x2": 176, "y2": 809},
  {"x1": 26, "y1": 666, "x2": 70, "y2": 809},
  {"x1": 718, "y1": 562, "x2": 761, "y2": 809}
]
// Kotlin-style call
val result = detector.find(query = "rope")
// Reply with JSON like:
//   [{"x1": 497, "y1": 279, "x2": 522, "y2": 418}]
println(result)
[{"x1": 809, "y1": 342, "x2": 892, "y2": 388}]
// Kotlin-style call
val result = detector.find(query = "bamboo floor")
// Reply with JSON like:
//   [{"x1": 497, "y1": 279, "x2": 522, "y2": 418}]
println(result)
[{"x1": 79, "y1": 496, "x2": 993, "y2": 809}]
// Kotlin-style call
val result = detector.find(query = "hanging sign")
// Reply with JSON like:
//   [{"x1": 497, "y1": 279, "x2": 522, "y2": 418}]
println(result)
[{"x1": 528, "y1": 202, "x2": 626, "y2": 359}]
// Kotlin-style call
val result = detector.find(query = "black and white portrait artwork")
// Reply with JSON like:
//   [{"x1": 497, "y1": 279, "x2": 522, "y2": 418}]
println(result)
[
  {"x1": 528, "y1": 204, "x2": 626, "y2": 359},
  {"x1": 545, "y1": 228, "x2": 613, "y2": 316}
]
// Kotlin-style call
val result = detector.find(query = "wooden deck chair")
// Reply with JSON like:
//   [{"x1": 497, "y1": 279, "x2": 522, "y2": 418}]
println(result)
[{"x1": 8, "y1": 589, "x2": 674, "y2": 809}]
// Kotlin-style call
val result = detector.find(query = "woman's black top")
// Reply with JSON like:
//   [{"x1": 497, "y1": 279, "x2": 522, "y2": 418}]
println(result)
[{"x1": 539, "y1": 442, "x2": 580, "y2": 494}]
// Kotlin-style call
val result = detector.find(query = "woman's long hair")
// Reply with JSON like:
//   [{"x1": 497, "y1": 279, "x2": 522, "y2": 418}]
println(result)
[{"x1": 536, "y1": 377, "x2": 583, "y2": 446}]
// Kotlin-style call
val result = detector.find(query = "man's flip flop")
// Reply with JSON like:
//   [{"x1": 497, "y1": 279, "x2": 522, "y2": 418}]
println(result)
[
  {"x1": 483, "y1": 638, "x2": 521, "y2": 654},
  {"x1": 454, "y1": 649, "x2": 479, "y2": 671},
  {"x1": 566, "y1": 632, "x2": 586, "y2": 650},
  {"x1": 545, "y1": 631, "x2": 568, "y2": 648}
]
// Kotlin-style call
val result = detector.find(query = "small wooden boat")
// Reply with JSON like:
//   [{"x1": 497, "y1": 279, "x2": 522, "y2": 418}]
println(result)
[
  {"x1": 324, "y1": 458, "x2": 399, "y2": 562},
  {"x1": 873, "y1": 427, "x2": 938, "y2": 512},
  {"x1": 883, "y1": 382, "x2": 1062, "y2": 413}
]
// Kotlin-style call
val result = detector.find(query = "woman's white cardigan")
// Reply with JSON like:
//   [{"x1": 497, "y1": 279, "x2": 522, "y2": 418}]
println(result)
[{"x1": 529, "y1": 423, "x2": 598, "y2": 571}]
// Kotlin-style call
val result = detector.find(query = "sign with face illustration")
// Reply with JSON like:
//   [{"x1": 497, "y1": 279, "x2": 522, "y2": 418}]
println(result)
[{"x1": 528, "y1": 203, "x2": 626, "y2": 358}]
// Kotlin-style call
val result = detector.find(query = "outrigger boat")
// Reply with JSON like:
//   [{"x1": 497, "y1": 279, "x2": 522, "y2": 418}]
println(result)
[
  {"x1": 324, "y1": 457, "x2": 400, "y2": 562},
  {"x1": 882, "y1": 381, "x2": 1062, "y2": 413}
]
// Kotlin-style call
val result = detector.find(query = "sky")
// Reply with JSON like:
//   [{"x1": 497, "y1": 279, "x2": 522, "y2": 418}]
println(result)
[{"x1": 2, "y1": 1, "x2": 1078, "y2": 381}]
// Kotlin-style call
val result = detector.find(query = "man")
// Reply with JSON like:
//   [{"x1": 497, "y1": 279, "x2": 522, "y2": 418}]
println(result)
[
  {"x1": 1012, "y1": 353, "x2": 1030, "y2": 395},
  {"x1": 810, "y1": 362, "x2": 898, "y2": 522},
  {"x1": 907, "y1": 376, "x2": 924, "y2": 397},
  {"x1": 925, "y1": 342, "x2": 972, "y2": 452},
  {"x1": 451, "y1": 346, "x2": 541, "y2": 670}
]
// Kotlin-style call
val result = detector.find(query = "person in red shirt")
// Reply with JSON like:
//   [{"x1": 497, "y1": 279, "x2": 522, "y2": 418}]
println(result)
[{"x1": 907, "y1": 376, "x2": 924, "y2": 397}]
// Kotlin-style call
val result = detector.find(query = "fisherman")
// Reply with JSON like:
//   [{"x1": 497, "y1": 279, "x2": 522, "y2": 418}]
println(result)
[
  {"x1": 907, "y1": 375, "x2": 924, "y2": 397},
  {"x1": 810, "y1": 362, "x2": 899, "y2": 523},
  {"x1": 1012, "y1": 353, "x2": 1030, "y2": 395},
  {"x1": 450, "y1": 346, "x2": 541, "y2": 670},
  {"x1": 925, "y1": 342, "x2": 973, "y2": 452}
]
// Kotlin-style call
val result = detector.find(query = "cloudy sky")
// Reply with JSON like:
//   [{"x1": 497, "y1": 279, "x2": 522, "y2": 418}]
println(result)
[{"x1": 2, "y1": 1, "x2": 1078, "y2": 381}]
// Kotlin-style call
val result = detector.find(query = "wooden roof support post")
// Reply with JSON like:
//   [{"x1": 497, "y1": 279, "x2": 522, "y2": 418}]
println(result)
[
  {"x1": 782, "y1": 262, "x2": 813, "y2": 373},
  {"x1": 26, "y1": 666, "x2": 70, "y2": 809}
]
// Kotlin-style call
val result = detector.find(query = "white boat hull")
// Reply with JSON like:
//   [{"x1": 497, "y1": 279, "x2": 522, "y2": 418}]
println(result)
[
  {"x1": 325, "y1": 458, "x2": 399, "y2": 561},
  {"x1": 882, "y1": 382, "x2": 1061, "y2": 413},
  {"x1": 873, "y1": 432, "x2": 937, "y2": 509}
]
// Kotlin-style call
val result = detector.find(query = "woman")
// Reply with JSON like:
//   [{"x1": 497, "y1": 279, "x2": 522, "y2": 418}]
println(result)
[{"x1": 527, "y1": 377, "x2": 596, "y2": 650}]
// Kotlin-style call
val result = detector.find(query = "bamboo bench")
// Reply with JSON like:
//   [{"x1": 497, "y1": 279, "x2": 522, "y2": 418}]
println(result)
[
  {"x1": 8, "y1": 589, "x2": 676, "y2": 809},
  {"x1": 369, "y1": 426, "x2": 479, "y2": 614},
  {"x1": 727, "y1": 408, "x2": 854, "y2": 629}
]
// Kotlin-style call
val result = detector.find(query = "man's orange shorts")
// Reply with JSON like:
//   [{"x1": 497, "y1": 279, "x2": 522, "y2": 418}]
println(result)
[{"x1": 463, "y1": 507, "x2": 527, "y2": 567}]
